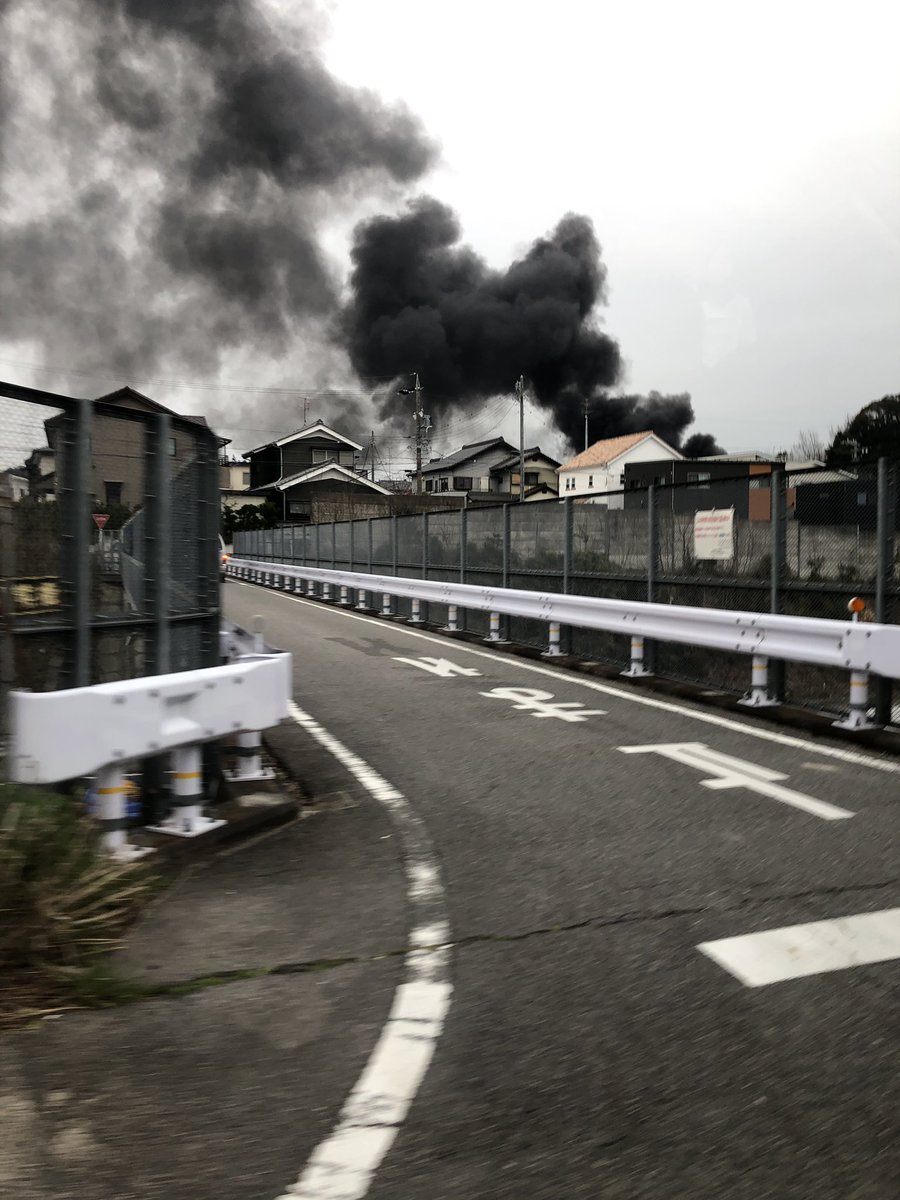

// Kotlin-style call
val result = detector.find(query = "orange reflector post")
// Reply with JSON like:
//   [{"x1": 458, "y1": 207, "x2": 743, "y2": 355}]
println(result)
[{"x1": 848, "y1": 596, "x2": 866, "y2": 615}]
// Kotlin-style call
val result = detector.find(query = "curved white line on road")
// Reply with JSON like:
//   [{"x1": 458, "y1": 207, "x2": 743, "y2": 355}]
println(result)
[
  {"x1": 276, "y1": 701, "x2": 452, "y2": 1200},
  {"x1": 235, "y1": 582, "x2": 900, "y2": 776}
]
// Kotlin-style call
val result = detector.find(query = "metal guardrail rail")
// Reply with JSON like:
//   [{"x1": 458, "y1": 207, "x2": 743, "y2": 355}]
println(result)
[{"x1": 229, "y1": 557, "x2": 897, "y2": 729}]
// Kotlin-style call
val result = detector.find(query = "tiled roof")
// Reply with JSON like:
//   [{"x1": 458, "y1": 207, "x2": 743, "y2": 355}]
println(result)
[
  {"x1": 558, "y1": 431, "x2": 658, "y2": 472},
  {"x1": 419, "y1": 437, "x2": 515, "y2": 474},
  {"x1": 490, "y1": 447, "x2": 560, "y2": 473}
]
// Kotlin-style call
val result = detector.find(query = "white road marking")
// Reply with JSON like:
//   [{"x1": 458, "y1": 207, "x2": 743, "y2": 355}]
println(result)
[
  {"x1": 698, "y1": 908, "x2": 900, "y2": 986},
  {"x1": 619, "y1": 742, "x2": 854, "y2": 820},
  {"x1": 234, "y1": 582, "x2": 900, "y2": 776},
  {"x1": 393, "y1": 655, "x2": 482, "y2": 677},
  {"x1": 480, "y1": 686, "x2": 607, "y2": 722},
  {"x1": 277, "y1": 701, "x2": 451, "y2": 1200}
]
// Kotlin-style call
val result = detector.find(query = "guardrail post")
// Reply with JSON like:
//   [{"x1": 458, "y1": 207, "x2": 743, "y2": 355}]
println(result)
[
  {"x1": 356, "y1": 587, "x2": 369, "y2": 611},
  {"x1": 737, "y1": 654, "x2": 778, "y2": 707},
  {"x1": 150, "y1": 744, "x2": 225, "y2": 838},
  {"x1": 339, "y1": 585, "x2": 351, "y2": 606},
  {"x1": 621, "y1": 635, "x2": 652, "y2": 678},
  {"x1": 94, "y1": 764, "x2": 152, "y2": 861},
  {"x1": 306, "y1": 576, "x2": 316, "y2": 597},
  {"x1": 834, "y1": 671, "x2": 877, "y2": 731},
  {"x1": 226, "y1": 730, "x2": 275, "y2": 783},
  {"x1": 542, "y1": 620, "x2": 563, "y2": 658},
  {"x1": 874, "y1": 457, "x2": 894, "y2": 725},
  {"x1": 409, "y1": 597, "x2": 423, "y2": 624},
  {"x1": 322, "y1": 581, "x2": 332, "y2": 602},
  {"x1": 444, "y1": 604, "x2": 459, "y2": 633},
  {"x1": 484, "y1": 611, "x2": 505, "y2": 643},
  {"x1": 382, "y1": 592, "x2": 393, "y2": 617},
  {"x1": 769, "y1": 468, "x2": 787, "y2": 701}
]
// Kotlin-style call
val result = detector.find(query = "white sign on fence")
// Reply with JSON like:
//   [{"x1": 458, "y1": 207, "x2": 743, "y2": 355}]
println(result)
[{"x1": 694, "y1": 508, "x2": 735, "y2": 560}]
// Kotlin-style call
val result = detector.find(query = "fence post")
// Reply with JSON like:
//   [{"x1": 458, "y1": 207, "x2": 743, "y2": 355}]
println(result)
[
  {"x1": 59, "y1": 398, "x2": 93, "y2": 687},
  {"x1": 770, "y1": 467, "x2": 787, "y2": 701},
  {"x1": 459, "y1": 506, "x2": 468, "y2": 632},
  {"x1": 331, "y1": 521, "x2": 336, "y2": 569},
  {"x1": 367, "y1": 516, "x2": 373, "y2": 575},
  {"x1": 315, "y1": 522, "x2": 321, "y2": 569},
  {"x1": 145, "y1": 412, "x2": 171, "y2": 675},
  {"x1": 421, "y1": 510, "x2": 429, "y2": 623},
  {"x1": 392, "y1": 514, "x2": 399, "y2": 577},
  {"x1": 643, "y1": 483, "x2": 658, "y2": 675},
  {"x1": 349, "y1": 519, "x2": 355, "y2": 572},
  {"x1": 874, "y1": 457, "x2": 894, "y2": 725},
  {"x1": 501, "y1": 502, "x2": 511, "y2": 641},
  {"x1": 562, "y1": 495, "x2": 573, "y2": 654}
]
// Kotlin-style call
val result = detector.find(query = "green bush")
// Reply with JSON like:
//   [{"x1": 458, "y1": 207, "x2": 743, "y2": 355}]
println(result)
[{"x1": 0, "y1": 784, "x2": 154, "y2": 975}]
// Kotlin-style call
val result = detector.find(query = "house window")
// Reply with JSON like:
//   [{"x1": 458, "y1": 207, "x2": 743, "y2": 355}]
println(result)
[
  {"x1": 289, "y1": 500, "x2": 306, "y2": 514},
  {"x1": 687, "y1": 472, "x2": 711, "y2": 489},
  {"x1": 749, "y1": 477, "x2": 770, "y2": 490},
  {"x1": 242, "y1": 471, "x2": 250, "y2": 486},
  {"x1": 454, "y1": 476, "x2": 473, "y2": 491},
  {"x1": 339, "y1": 451, "x2": 354, "y2": 467},
  {"x1": 439, "y1": 477, "x2": 449, "y2": 492},
  {"x1": 524, "y1": 472, "x2": 538, "y2": 486},
  {"x1": 105, "y1": 481, "x2": 122, "y2": 505},
  {"x1": 425, "y1": 479, "x2": 433, "y2": 493},
  {"x1": 168, "y1": 436, "x2": 177, "y2": 456},
  {"x1": 858, "y1": 491, "x2": 868, "y2": 506},
  {"x1": 311, "y1": 449, "x2": 328, "y2": 463},
  {"x1": 588, "y1": 475, "x2": 593, "y2": 488}
]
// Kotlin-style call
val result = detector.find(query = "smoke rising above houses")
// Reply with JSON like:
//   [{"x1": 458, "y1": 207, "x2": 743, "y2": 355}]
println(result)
[{"x1": 0, "y1": 0, "x2": 720, "y2": 454}]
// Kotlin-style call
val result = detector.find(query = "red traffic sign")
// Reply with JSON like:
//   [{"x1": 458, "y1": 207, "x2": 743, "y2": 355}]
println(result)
[{"x1": 92, "y1": 513, "x2": 109, "y2": 530}]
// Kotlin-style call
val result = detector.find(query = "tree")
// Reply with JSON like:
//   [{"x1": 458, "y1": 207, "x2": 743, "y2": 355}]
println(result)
[
  {"x1": 222, "y1": 501, "x2": 278, "y2": 541},
  {"x1": 788, "y1": 429, "x2": 826, "y2": 462},
  {"x1": 827, "y1": 395, "x2": 900, "y2": 466}
]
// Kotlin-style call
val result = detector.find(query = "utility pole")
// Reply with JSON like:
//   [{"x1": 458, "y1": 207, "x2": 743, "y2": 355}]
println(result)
[
  {"x1": 583, "y1": 395, "x2": 589, "y2": 452},
  {"x1": 515, "y1": 375, "x2": 526, "y2": 503},
  {"x1": 398, "y1": 373, "x2": 425, "y2": 494},
  {"x1": 303, "y1": 399, "x2": 310, "y2": 426},
  {"x1": 369, "y1": 430, "x2": 376, "y2": 483}
]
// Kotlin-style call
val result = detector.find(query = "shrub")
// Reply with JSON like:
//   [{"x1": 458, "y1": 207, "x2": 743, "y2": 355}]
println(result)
[{"x1": 0, "y1": 784, "x2": 154, "y2": 975}]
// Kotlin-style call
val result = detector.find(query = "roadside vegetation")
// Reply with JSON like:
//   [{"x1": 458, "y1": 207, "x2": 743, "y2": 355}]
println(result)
[{"x1": 0, "y1": 783, "x2": 157, "y2": 1025}]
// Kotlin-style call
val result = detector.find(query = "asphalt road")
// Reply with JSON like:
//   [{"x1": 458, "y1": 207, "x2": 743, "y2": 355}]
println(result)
[{"x1": 227, "y1": 579, "x2": 900, "y2": 1199}]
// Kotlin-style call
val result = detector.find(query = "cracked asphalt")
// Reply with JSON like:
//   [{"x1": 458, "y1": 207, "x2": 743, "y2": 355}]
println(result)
[
  {"x1": 4, "y1": 579, "x2": 899, "y2": 1200},
  {"x1": 225, "y1": 580, "x2": 900, "y2": 1198}
]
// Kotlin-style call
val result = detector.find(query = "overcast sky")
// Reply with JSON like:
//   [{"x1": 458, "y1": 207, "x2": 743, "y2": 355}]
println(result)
[
  {"x1": 0, "y1": 0, "x2": 898, "y2": 467},
  {"x1": 316, "y1": 0, "x2": 900, "y2": 453}
]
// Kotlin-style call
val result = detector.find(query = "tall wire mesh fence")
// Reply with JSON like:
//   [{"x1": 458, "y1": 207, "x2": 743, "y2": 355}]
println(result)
[
  {"x1": 236, "y1": 459, "x2": 899, "y2": 720},
  {"x1": 1, "y1": 384, "x2": 222, "y2": 773}
]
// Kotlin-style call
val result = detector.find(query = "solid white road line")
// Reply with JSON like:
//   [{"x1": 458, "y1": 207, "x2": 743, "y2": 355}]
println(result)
[
  {"x1": 276, "y1": 701, "x2": 451, "y2": 1200},
  {"x1": 234, "y1": 582, "x2": 900, "y2": 776},
  {"x1": 698, "y1": 908, "x2": 900, "y2": 986}
]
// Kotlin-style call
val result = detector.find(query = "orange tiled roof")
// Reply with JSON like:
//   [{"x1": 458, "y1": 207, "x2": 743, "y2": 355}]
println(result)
[{"x1": 558, "y1": 431, "x2": 656, "y2": 472}]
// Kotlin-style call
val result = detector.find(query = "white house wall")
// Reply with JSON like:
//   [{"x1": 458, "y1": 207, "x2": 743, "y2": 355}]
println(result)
[{"x1": 559, "y1": 438, "x2": 681, "y2": 506}]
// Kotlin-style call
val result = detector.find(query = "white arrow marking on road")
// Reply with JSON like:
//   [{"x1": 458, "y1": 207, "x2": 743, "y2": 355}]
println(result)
[
  {"x1": 698, "y1": 908, "x2": 900, "y2": 986},
  {"x1": 393, "y1": 656, "x2": 482, "y2": 677},
  {"x1": 480, "y1": 686, "x2": 607, "y2": 722},
  {"x1": 618, "y1": 742, "x2": 854, "y2": 820}
]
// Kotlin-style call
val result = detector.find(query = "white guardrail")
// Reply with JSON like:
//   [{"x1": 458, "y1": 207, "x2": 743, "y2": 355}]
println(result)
[
  {"x1": 8, "y1": 644, "x2": 292, "y2": 859},
  {"x1": 229, "y1": 556, "x2": 900, "y2": 731}
]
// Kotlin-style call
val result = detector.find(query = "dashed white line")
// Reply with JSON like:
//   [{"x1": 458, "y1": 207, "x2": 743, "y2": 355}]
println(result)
[
  {"x1": 235, "y1": 581, "x2": 900, "y2": 776},
  {"x1": 276, "y1": 701, "x2": 451, "y2": 1200}
]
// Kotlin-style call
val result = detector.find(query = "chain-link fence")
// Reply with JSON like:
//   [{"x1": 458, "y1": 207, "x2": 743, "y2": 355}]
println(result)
[
  {"x1": 1, "y1": 382, "x2": 222, "y2": 770},
  {"x1": 236, "y1": 459, "x2": 899, "y2": 719}
]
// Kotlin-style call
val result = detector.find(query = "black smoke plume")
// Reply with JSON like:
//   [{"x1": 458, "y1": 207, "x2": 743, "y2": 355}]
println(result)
[
  {"x1": 0, "y1": 0, "x2": 435, "y2": 383},
  {"x1": 344, "y1": 198, "x2": 718, "y2": 452},
  {"x1": 682, "y1": 431, "x2": 725, "y2": 457},
  {"x1": 0, "y1": 1, "x2": 721, "y2": 455}
]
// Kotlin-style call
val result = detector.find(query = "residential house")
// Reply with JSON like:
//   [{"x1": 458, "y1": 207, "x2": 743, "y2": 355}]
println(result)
[
  {"x1": 558, "y1": 432, "x2": 682, "y2": 508},
  {"x1": 220, "y1": 456, "x2": 266, "y2": 511},
  {"x1": 244, "y1": 419, "x2": 392, "y2": 523},
  {"x1": 41, "y1": 386, "x2": 223, "y2": 509},
  {"x1": 489, "y1": 448, "x2": 560, "y2": 500},
  {"x1": 418, "y1": 438, "x2": 517, "y2": 500},
  {"x1": 0, "y1": 466, "x2": 30, "y2": 503},
  {"x1": 25, "y1": 446, "x2": 56, "y2": 500}
]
